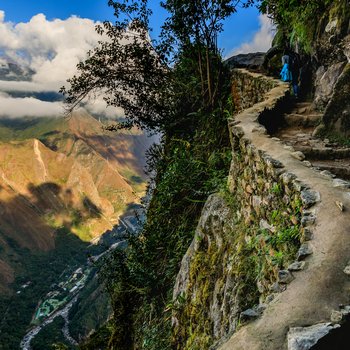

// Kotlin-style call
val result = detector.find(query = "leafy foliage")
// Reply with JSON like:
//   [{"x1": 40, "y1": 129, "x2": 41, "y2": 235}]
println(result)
[
  {"x1": 161, "y1": 0, "x2": 239, "y2": 107},
  {"x1": 60, "y1": 0, "x2": 169, "y2": 131},
  {"x1": 99, "y1": 104, "x2": 232, "y2": 348},
  {"x1": 91, "y1": 46, "x2": 234, "y2": 347},
  {"x1": 256, "y1": 0, "x2": 333, "y2": 52},
  {"x1": 61, "y1": 0, "x2": 248, "y2": 133}
]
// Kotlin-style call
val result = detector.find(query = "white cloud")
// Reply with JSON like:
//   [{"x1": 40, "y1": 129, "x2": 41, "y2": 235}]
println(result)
[
  {"x1": 228, "y1": 14, "x2": 275, "y2": 56},
  {"x1": 0, "y1": 91, "x2": 63, "y2": 118},
  {"x1": 84, "y1": 99, "x2": 125, "y2": 119},
  {"x1": 0, "y1": 11, "x2": 123, "y2": 118},
  {"x1": 0, "y1": 11, "x2": 101, "y2": 90},
  {"x1": 0, "y1": 80, "x2": 46, "y2": 92}
]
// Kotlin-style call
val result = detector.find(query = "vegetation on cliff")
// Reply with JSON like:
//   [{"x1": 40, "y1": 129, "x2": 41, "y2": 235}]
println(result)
[
  {"x1": 64, "y1": 0, "x2": 349, "y2": 349},
  {"x1": 63, "y1": 1, "x2": 251, "y2": 348},
  {"x1": 258, "y1": 0, "x2": 332, "y2": 52},
  {"x1": 171, "y1": 72, "x2": 304, "y2": 349},
  {"x1": 256, "y1": 0, "x2": 350, "y2": 54},
  {"x1": 259, "y1": 0, "x2": 350, "y2": 140}
]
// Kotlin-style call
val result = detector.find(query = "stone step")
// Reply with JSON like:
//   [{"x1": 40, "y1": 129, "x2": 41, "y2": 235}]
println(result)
[
  {"x1": 312, "y1": 161, "x2": 350, "y2": 180},
  {"x1": 294, "y1": 102, "x2": 313, "y2": 107},
  {"x1": 293, "y1": 106, "x2": 314, "y2": 115},
  {"x1": 289, "y1": 101, "x2": 317, "y2": 115},
  {"x1": 293, "y1": 146, "x2": 350, "y2": 160},
  {"x1": 284, "y1": 113, "x2": 322, "y2": 127}
]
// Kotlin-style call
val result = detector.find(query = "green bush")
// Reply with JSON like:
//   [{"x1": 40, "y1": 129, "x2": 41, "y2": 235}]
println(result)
[{"x1": 259, "y1": 0, "x2": 333, "y2": 52}]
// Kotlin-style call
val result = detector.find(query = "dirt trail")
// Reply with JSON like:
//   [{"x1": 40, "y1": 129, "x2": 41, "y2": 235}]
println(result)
[
  {"x1": 33, "y1": 139, "x2": 48, "y2": 181},
  {"x1": 220, "y1": 81, "x2": 350, "y2": 350}
]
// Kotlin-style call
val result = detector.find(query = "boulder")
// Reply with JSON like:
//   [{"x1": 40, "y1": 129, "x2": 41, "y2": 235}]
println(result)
[
  {"x1": 322, "y1": 64, "x2": 350, "y2": 138},
  {"x1": 343, "y1": 35, "x2": 350, "y2": 63},
  {"x1": 225, "y1": 52, "x2": 265, "y2": 70},
  {"x1": 288, "y1": 323, "x2": 340, "y2": 350}
]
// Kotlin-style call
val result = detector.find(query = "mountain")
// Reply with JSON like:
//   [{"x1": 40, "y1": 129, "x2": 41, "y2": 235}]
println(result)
[
  {"x1": 0, "y1": 60, "x2": 34, "y2": 81},
  {"x1": 0, "y1": 54, "x2": 156, "y2": 348},
  {"x1": 0, "y1": 109, "x2": 153, "y2": 293}
]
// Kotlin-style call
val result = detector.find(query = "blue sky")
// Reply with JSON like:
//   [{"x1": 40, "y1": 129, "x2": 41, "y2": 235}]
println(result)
[{"x1": 0, "y1": 0, "x2": 263, "y2": 56}]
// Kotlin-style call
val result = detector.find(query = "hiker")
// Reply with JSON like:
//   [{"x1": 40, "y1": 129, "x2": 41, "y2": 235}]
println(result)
[
  {"x1": 280, "y1": 50, "x2": 301, "y2": 98},
  {"x1": 299, "y1": 55, "x2": 312, "y2": 99},
  {"x1": 280, "y1": 50, "x2": 292, "y2": 83},
  {"x1": 289, "y1": 51, "x2": 301, "y2": 98}
]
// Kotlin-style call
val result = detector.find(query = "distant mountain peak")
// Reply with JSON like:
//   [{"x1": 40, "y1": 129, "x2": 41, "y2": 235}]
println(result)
[{"x1": 0, "y1": 57, "x2": 34, "y2": 82}]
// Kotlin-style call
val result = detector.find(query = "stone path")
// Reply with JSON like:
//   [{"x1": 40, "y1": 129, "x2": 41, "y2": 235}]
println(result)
[{"x1": 219, "y1": 74, "x2": 350, "y2": 350}]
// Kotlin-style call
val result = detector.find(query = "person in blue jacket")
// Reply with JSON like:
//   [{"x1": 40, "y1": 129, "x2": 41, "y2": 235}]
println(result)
[
  {"x1": 280, "y1": 49, "x2": 301, "y2": 98},
  {"x1": 280, "y1": 50, "x2": 292, "y2": 82}
]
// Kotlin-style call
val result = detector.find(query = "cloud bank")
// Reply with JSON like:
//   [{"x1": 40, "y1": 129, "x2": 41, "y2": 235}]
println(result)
[
  {"x1": 0, "y1": 91, "x2": 63, "y2": 118},
  {"x1": 229, "y1": 14, "x2": 275, "y2": 56},
  {"x1": 0, "y1": 11, "x2": 122, "y2": 118}
]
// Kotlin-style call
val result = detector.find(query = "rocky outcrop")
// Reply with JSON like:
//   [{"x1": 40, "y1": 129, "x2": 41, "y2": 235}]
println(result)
[
  {"x1": 287, "y1": 323, "x2": 339, "y2": 350},
  {"x1": 313, "y1": 62, "x2": 347, "y2": 110},
  {"x1": 172, "y1": 194, "x2": 240, "y2": 348},
  {"x1": 225, "y1": 52, "x2": 265, "y2": 70},
  {"x1": 322, "y1": 63, "x2": 350, "y2": 137},
  {"x1": 311, "y1": 1, "x2": 350, "y2": 138}
]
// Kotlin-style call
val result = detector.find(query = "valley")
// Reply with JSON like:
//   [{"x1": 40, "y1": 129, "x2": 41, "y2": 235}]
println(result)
[
  {"x1": 0, "y1": 104, "x2": 153, "y2": 348},
  {"x1": 20, "y1": 211, "x2": 142, "y2": 350}
]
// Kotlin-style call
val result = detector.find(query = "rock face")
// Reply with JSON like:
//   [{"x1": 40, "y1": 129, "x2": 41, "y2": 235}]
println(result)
[
  {"x1": 287, "y1": 323, "x2": 339, "y2": 350},
  {"x1": 322, "y1": 64, "x2": 350, "y2": 137},
  {"x1": 225, "y1": 52, "x2": 266, "y2": 70},
  {"x1": 172, "y1": 194, "x2": 240, "y2": 348},
  {"x1": 314, "y1": 62, "x2": 347, "y2": 110},
  {"x1": 311, "y1": 2, "x2": 350, "y2": 138}
]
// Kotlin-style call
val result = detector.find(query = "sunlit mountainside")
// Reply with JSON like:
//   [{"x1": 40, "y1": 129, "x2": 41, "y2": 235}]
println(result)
[
  {"x1": 0, "y1": 59, "x2": 154, "y2": 294},
  {"x1": 0, "y1": 109, "x2": 153, "y2": 293}
]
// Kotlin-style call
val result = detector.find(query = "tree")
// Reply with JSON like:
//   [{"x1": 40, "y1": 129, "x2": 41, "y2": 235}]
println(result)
[
  {"x1": 161, "y1": 0, "x2": 239, "y2": 106},
  {"x1": 60, "y1": 0, "x2": 170, "y2": 131},
  {"x1": 60, "y1": 0, "x2": 251, "y2": 133}
]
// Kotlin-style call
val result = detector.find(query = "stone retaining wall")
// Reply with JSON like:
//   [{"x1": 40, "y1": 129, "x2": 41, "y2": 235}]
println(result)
[
  {"x1": 231, "y1": 69, "x2": 277, "y2": 113},
  {"x1": 172, "y1": 70, "x2": 319, "y2": 350}
]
